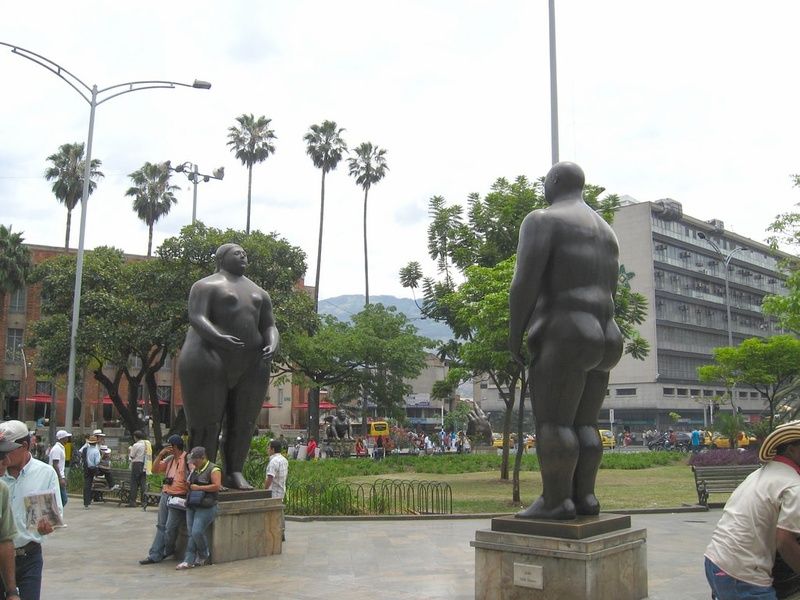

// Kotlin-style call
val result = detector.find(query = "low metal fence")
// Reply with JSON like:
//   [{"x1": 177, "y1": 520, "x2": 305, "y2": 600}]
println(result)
[{"x1": 285, "y1": 478, "x2": 453, "y2": 516}]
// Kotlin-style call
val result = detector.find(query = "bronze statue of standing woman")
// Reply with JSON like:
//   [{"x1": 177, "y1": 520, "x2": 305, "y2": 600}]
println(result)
[
  {"x1": 509, "y1": 162, "x2": 623, "y2": 520},
  {"x1": 178, "y1": 243, "x2": 279, "y2": 490}
]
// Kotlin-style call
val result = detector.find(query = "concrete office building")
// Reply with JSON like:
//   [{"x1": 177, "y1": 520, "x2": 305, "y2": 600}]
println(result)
[{"x1": 606, "y1": 198, "x2": 792, "y2": 432}]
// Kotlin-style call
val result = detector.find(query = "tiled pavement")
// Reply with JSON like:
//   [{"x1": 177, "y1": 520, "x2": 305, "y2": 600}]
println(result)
[{"x1": 41, "y1": 500, "x2": 719, "y2": 599}]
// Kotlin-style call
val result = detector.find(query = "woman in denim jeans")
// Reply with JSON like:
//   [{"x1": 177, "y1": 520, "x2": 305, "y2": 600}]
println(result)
[{"x1": 176, "y1": 447, "x2": 221, "y2": 570}]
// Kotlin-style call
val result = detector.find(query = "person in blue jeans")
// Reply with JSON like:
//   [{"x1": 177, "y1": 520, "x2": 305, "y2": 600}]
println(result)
[
  {"x1": 705, "y1": 421, "x2": 800, "y2": 599},
  {"x1": 176, "y1": 447, "x2": 221, "y2": 570}
]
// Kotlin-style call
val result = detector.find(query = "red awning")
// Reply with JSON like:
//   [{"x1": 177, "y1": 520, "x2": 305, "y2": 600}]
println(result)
[
  {"x1": 25, "y1": 394, "x2": 60, "y2": 404},
  {"x1": 294, "y1": 401, "x2": 337, "y2": 410},
  {"x1": 262, "y1": 402, "x2": 276, "y2": 409},
  {"x1": 96, "y1": 396, "x2": 167, "y2": 406}
]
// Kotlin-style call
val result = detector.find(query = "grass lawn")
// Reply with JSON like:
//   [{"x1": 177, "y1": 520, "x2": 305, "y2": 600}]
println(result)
[{"x1": 345, "y1": 464, "x2": 703, "y2": 513}]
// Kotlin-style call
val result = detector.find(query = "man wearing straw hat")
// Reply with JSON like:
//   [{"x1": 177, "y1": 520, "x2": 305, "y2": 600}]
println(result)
[{"x1": 705, "y1": 421, "x2": 800, "y2": 599}]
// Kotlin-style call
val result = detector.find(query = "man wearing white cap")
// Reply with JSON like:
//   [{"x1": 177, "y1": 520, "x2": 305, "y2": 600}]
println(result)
[
  {"x1": 48, "y1": 431, "x2": 70, "y2": 506},
  {"x1": 0, "y1": 435, "x2": 22, "y2": 600},
  {"x1": 705, "y1": 420, "x2": 800, "y2": 599},
  {"x1": 0, "y1": 420, "x2": 62, "y2": 600}
]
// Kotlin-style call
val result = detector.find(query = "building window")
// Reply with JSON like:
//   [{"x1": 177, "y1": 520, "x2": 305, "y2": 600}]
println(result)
[
  {"x1": 162, "y1": 355, "x2": 173, "y2": 371},
  {"x1": 277, "y1": 388, "x2": 284, "y2": 406},
  {"x1": 738, "y1": 391, "x2": 748, "y2": 398},
  {"x1": 35, "y1": 381, "x2": 54, "y2": 397},
  {"x1": 676, "y1": 388, "x2": 688, "y2": 396},
  {"x1": 157, "y1": 386, "x2": 172, "y2": 403},
  {"x1": 690, "y1": 389, "x2": 701, "y2": 396},
  {"x1": 4, "y1": 329, "x2": 23, "y2": 363},
  {"x1": 615, "y1": 388, "x2": 637, "y2": 396},
  {"x1": 9, "y1": 288, "x2": 26, "y2": 314},
  {"x1": 663, "y1": 388, "x2": 675, "y2": 395},
  {"x1": 703, "y1": 390, "x2": 714, "y2": 397}
]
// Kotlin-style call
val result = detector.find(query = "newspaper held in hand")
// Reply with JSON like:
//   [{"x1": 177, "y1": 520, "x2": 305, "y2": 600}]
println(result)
[{"x1": 24, "y1": 490, "x2": 65, "y2": 530}]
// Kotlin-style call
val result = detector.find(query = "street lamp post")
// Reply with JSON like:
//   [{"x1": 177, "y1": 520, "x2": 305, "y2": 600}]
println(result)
[
  {"x1": 697, "y1": 232, "x2": 748, "y2": 347},
  {"x1": 1, "y1": 42, "x2": 211, "y2": 433},
  {"x1": 167, "y1": 161, "x2": 224, "y2": 224}
]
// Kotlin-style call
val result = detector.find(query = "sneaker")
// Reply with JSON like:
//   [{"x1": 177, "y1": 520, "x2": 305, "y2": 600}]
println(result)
[
  {"x1": 175, "y1": 562, "x2": 194, "y2": 570},
  {"x1": 139, "y1": 558, "x2": 157, "y2": 565},
  {"x1": 194, "y1": 558, "x2": 208, "y2": 567}
]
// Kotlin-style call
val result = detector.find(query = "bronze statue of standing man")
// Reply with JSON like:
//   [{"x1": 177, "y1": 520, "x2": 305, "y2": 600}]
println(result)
[
  {"x1": 178, "y1": 243, "x2": 279, "y2": 490},
  {"x1": 509, "y1": 162, "x2": 623, "y2": 520}
]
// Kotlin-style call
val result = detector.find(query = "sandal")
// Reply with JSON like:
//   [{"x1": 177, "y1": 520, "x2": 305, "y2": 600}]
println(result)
[{"x1": 175, "y1": 562, "x2": 194, "y2": 570}]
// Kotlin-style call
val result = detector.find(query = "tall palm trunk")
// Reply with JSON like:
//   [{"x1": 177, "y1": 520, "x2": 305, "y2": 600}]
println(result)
[
  {"x1": 147, "y1": 224, "x2": 154, "y2": 257},
  {"x1": 363, "y1": 186, "x2": 370, "y2": 306},
  {"x1": 64, "y1": 209, "x2": 72, "y2": 250},
  {"x1": 314, "y1": 170, "x2": 327, "y2": 313},
  {"x1": 246, "y1": 165, "x2": 253, "y2": 235}
]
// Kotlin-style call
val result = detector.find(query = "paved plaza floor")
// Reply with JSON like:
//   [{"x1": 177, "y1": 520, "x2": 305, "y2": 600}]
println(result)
[{"x1": 41, "y1": 500, "x2": 719, "y2": 599}]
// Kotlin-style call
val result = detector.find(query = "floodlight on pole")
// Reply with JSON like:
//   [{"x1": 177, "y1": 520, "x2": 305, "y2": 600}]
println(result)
[
  {"x1": 167, "y1": 161, "x2": 225, "y2": 224},
  {"x1": 0, "y1": 41, "x2": 211, "y2": 435}
]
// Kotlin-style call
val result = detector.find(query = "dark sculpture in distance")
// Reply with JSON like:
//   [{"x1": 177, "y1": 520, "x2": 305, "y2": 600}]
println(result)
[
  {"x1": 325, "y1": 409, "x2": 353, "y2": 440},
  {"x1": 465, "y1": 401, "x2": 493, "y2": 446},
  {"x1": 178, "y1": 243, "x2": 279, "y2": 490},
  {"x1": 509, "y1": 162, "x2": 623, "y2": 520}
]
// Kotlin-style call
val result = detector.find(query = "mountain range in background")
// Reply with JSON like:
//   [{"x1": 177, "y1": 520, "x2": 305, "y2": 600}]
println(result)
[{"x1": 318, "y1": 295, "x2": 454, "y2": 343}]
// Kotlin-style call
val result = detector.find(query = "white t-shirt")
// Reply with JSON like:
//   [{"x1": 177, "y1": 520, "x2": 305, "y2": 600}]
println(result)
[
  {"x1": 48, "y1": 442, "x2": 66, "y2": 478},
  {"x1": 705, "y1": 460, "x2": 800, "y2": 587},
  {"x1": 266, "y1": 453, "x2": 289, "y2": 499}
]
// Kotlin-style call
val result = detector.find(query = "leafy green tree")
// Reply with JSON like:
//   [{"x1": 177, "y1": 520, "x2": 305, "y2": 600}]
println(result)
[
  {"x1": 763, "y1": 175, "x2": 800, "y2": 333},
  {"x1": 443, "y1": 399, "x2": 474, "y2": 433},
  {"x1": 347, "y1": 142, "x2": 388, "y2": 306},
  {"x1": 125, "y1": 161, "x2": 180, "y2": 256},
  {"x1": 698, "y1": 335, "x2": 800, "y2": 431},
  {"x1": 713, "y1": 412, "x2": 747, "y2": 449},
  {"x1": 44, "y1": 142, "x2": 104, "y2": 249},
  {"x1": 0, "y1": 225, "x2": 32, "y2": 314},
  {"x1": 227, "y1": 114, "x2": 277, "y2": 235},
  {"x1": 304, "y1": 120, "x2": 348, "y2": 313},
  {"x1": 278, "y1": 304, "x2": 432, "y2": 439}
]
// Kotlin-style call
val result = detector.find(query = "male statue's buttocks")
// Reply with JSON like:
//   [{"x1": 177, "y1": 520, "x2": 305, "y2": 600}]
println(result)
[{"x1": 509, "y1": 161, "x2": 623, "y2": 520}]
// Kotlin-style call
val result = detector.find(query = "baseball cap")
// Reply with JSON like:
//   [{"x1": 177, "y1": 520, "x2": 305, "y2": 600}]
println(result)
[
  {"x1": 0, "y1": 433, "x2": 21, "y2": 455},
  {"x1": 56, "y1": 430, "x2": 71, "y2": 440},
  {"x1": 0, "y1": 420, "x2": 31, "y2": 443}
]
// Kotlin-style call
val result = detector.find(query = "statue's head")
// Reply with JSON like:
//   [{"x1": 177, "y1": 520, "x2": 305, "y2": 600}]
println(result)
[
  {"x1": 544, "y1": 161, "x2": 585, "y2": 205},
  {"x1": 336, "y1": 409, "x2": 347, "y2": 420},
  {"x1": 215, "y1": 243, "x2": 248, "y2": 275}
]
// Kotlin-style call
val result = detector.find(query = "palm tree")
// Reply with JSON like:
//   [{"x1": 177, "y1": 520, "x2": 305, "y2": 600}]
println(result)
[
  {"x1": 44, "y1": 142, "x2": 104, "y2": 249},
  {"x1": 125, "y1": 162, "x2": 180, "y2": 256},
  {"x1": 304, "y1": 120, "x2": 347, "y2": 313},
  {"x1": 227, "y1": 114, "x2": 277, "y2": 234},
  {"x1": 347, "y1": 142, "x2": 388, "y2": 306},
  {"x1": 0, "y1": 225, "x2": 32, "y2": 315}
]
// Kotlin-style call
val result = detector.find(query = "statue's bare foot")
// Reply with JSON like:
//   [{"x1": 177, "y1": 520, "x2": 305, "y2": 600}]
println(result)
[
  {"x1": 574, "y1": 493, "x2": 600, "y2": 516},
  {"x1": 516, "y1": 496, "x2": 576, "y2": 520},
  {"x1": 225, "y1": 472, "x2": 254, "y2": 490}
]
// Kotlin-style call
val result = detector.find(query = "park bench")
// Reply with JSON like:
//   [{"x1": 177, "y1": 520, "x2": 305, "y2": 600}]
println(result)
[
  {"x1": 91, "y1": 467, "x2": 160, "y2": 508},
  {"x1": 692, "y1": 464, "x2": 761, "y2": 506}
]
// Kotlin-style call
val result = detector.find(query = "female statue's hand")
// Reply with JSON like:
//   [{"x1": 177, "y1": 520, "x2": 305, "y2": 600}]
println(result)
[{"x1": 220, "y1": 334, "x2": 245, "y2": 350}]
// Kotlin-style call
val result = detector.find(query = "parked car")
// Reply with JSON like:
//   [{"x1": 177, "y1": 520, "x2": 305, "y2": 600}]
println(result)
[
  {"x1": 598, "y1": 429, "x2": 616, "y2": 449},
  {"x1": 710, "y1": 431, "x2": 757, "y2": 449},
  {"x1": 648, "y1": 431, "x2": 692, "y2": 452}
]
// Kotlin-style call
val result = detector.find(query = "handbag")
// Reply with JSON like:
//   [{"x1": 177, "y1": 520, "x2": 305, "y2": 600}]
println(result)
[{"x1": 186, "y1": 490, "x2": 206, "y2": 508}]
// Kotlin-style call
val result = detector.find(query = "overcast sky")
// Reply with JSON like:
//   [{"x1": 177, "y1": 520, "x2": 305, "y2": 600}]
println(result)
[{"x1": 2, "y1": 1, "x2": 800, "y2": 302}]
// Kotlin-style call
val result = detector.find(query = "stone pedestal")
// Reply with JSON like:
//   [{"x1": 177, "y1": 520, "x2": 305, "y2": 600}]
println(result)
[
  {"x1": 472, "y1": 514, "x2": 647, "y2": 600},
  {"x1": 175, "y1": 491, "x2": 283, "y2": 564}
]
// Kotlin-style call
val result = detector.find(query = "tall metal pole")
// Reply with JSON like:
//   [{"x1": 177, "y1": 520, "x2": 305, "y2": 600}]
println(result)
[
  {"x1": 721, "y1": 260, "x2": 734, "y2": 347},
  {"x1": 64, "y1": 86, "x2": 97, "y2": 431},
  {"x1": 548, "y1": 0, "x2": 559, "y2": 165},
  {"x1": 191, "y1": 164, "x2": 199, "y2": 224}
]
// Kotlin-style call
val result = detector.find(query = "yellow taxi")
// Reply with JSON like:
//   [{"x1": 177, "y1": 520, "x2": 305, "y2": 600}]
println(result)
[
  {"x1": 710, "y1": 431, "x2": 756, "y2": 449},
  {"x1": 598, "y1": 429, "x2": 616, "y2": 449},
  {"x1": 492, "y1": 433, "x2": 535, "y2": 450}
]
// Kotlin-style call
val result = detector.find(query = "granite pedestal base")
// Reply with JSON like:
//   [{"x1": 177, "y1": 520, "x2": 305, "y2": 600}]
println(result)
[
  {"x1": 472, "y1": 514, "x2": 647, "y2": 600},
  {"x1": 175, "y1": 491, "x2": 283, "y2": 564}
]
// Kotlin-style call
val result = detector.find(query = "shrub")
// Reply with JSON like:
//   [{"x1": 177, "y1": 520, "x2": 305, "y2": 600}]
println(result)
[{"x1": 688, "y1": 449, "x2": 760, "y2": 467}]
